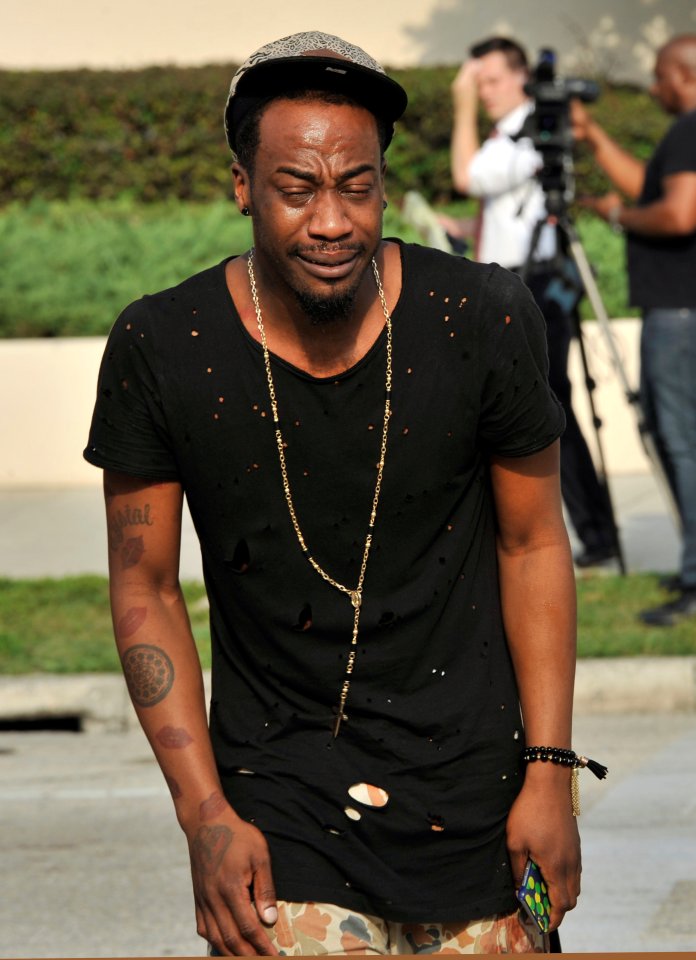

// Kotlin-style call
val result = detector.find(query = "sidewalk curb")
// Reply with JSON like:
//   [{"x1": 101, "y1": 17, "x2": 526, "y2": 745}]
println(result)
[
  {"x1": 1, "y1": 659, "x2": 695, "y2": 731},
  {"x1": 575, "y1": 656, "x2": 696, "y2": 713}
]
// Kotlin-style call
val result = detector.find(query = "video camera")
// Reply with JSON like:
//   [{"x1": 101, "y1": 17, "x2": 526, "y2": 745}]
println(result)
[{"x1": 520, "y1": 48, "x2": 600, "y2": 206}]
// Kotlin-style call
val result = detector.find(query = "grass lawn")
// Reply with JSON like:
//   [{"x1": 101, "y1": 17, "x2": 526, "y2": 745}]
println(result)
[
  {"x1": 0, "y1": 576, "x2": 211, "y2": 674},
  {"x1": 0, "y1": 573, "x2": 693, "y2": 676}
]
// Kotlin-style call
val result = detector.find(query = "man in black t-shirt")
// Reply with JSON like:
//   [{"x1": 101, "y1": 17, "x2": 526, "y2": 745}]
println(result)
[
  {"x1": 85, "y1": 32, "x2": 581, "y2": 955},
  {"x1": 574, "y1": 34, "x2": 696, "y2": 627}
]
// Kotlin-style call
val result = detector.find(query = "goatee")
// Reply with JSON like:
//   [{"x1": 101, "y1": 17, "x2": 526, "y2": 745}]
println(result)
[{"x1": 294, "y1": 287, "x2": 360, "y2": 325}]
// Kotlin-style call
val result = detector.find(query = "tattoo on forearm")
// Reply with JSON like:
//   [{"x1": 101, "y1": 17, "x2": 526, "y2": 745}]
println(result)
[
  {"x1": 166, "y1": 776, "x2": 183, "y2": 799},
  {"x1": 200, "y1": 790, "x2": 228, "y2": 822},
  {"x1": 156, "y1": 725, "x2": 193, "y2": 749},
  {"x1": 108, "y1": 503, "x2": 153, "y2": 552},
  {"x1": 116, "y1": 606, "x2": 148, "y2": 639},
  {"x1": 121, "y1": 535, "x2": 146, "y2": 570},
  {"x1": 121, "y1": 643, "x2": 174, "y2": 707},
  {"x1": 192, "y1": 824, "x2": 233, "y2": 876}
]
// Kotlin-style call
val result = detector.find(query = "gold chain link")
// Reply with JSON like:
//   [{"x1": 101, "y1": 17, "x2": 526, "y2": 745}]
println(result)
[{"x1": 247, "y1": 251, "x2": 393, "y2": 737}]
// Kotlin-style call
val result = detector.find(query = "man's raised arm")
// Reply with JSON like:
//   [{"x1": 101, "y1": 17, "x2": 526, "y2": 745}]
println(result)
[{"x1": 104, "y1": 469, "x2": 278, "y2": 957}]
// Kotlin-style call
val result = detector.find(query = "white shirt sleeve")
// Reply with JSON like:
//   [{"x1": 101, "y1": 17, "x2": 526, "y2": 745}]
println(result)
[{"x1": 467, "y1": 135, "x2": 542, "y2": 198}]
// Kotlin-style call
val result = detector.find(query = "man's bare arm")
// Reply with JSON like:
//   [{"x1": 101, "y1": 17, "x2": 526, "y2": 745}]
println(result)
[
  {"x1": 489, "y1": 441, "x2": 580, "y2": 933},
  {"x1": 572, "y1": 100, "x2": 645, "y2": 200},
  {"x1": 450, "y1": 60, "x2": 482, "y2": 194},
  {"x1": 585, "y1": 173, "x2": 696, "y2": 236},
  {"x1": 104, "y1": 469, "x2": 278, "y2": 956}
]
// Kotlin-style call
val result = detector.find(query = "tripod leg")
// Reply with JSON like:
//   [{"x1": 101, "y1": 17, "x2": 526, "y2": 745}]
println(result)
[
  {"x1": 570, "y1": 310, "x2": 626, "y2": 574},
  {"x1": 564, "y1": 229, "x2": 682, "y2": 533}
]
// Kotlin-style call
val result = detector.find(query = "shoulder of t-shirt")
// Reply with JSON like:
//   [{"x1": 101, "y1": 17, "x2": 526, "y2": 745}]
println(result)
[
  {"x1": 391, "y1": 239, "x2": 534, "y2": 313},
  {"x1": 660, "y1": 109, "x2": 696, "y2": 155},
  {"x1": 139, "y1": 257, "x2": 232, "y2": 317},
  {"x1": 391, "y1": 238, "x2": 495, "y2": 287}
]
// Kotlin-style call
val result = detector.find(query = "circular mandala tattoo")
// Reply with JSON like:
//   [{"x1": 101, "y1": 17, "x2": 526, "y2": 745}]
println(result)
[{"x1": 122, "y1": 644, "x2": 174, "y2": 707}]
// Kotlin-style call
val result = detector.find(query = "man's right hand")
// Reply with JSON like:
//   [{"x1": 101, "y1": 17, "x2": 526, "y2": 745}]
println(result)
[
  {"x1": 452, "y1": 59, "x2": 481, "y2": 105},
  {"x1": 187, "y1": 806, "x2": 279, "y2": 956}
]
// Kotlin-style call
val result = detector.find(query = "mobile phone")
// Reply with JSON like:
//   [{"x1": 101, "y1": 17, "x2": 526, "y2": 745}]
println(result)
[{"x1": 516, "y1": 858, "x2": 551, "y2": 933}]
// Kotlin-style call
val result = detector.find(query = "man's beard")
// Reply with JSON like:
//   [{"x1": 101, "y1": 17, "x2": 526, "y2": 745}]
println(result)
[
  {"x1": 287, "y1": 240, "x2": 375, "y2": 325},
  {"x1": 293, "y1": 284, "x2": 360, "y2": 325}
]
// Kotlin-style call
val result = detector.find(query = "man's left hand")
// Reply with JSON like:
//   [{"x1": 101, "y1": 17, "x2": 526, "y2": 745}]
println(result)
[{"x1": 506, "y1": 766, "x2": 581, "y2": 932}]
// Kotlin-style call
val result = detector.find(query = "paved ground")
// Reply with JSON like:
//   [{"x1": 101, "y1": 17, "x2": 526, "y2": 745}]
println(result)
[
  {"x1": 0, "y1": 472, "x2": 681, "y2": 581},
  {"x1": 1, "y1": 713, "x2": 695, "y2": 958}
]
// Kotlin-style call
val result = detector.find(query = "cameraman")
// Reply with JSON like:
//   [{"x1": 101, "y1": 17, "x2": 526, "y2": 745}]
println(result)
[
  {"x1": 449, "y1": 36, "x2": 618, "y2": 569},
  {"x1": 574, "y1": 35, "x2": 696, "y2": 626}
]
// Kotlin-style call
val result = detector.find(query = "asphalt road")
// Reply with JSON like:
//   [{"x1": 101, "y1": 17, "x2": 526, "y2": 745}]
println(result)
[{"x1": 1, "y1": 712, "x2": 695, "y2": 958}]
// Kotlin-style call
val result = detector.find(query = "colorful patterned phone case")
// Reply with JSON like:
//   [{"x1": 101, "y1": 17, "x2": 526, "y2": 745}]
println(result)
[{"x1": 516, "y1": 858, "x2": 551, "y2": 933}]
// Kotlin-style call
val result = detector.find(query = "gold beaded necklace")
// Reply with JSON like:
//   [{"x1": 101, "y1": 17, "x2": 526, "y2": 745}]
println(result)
[{"x1": 247, "y1": 250, "x2": 393, "y2": 737}]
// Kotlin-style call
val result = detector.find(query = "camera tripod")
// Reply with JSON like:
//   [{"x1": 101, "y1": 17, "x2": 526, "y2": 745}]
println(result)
[{"x1": 521, "y1": 196, "x2": 681, "y2": 574}]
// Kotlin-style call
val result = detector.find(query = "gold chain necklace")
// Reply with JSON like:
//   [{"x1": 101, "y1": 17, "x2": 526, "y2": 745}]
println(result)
[{"x1": 247, "y1": 251, "x2": 393, "y2": 737}]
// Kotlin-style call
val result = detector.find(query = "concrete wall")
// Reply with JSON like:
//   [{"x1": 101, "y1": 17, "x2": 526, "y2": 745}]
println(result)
[
  {"x1": 3, "y1": 0, "x2": 696, "y2": 83},
  {"x1": 0, "y1": 319, "x2": 649, "y2": 489}
]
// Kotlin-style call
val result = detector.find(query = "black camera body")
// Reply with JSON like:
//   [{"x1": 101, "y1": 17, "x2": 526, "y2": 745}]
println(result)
[{"x1": 520, "y1": 48, "x2": 599, "y2": 206}]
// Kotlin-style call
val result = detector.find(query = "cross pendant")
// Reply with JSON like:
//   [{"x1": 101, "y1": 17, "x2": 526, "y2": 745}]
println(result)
[{"x1": 332, "y1": 710, "x2": 348, "y2": 738}]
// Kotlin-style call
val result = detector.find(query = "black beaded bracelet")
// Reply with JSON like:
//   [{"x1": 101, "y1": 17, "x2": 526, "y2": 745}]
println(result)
[{"x1": 523, "y1": 745, "x2": 608, "y2": 780}]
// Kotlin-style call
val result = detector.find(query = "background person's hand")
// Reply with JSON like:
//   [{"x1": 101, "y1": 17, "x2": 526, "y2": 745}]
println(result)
[
  {"x1": 187, "y1": 807, "x2": 279, "y2": 956},
  {"x1": 452, "y1": 59, "x2": 482, "y2": 105},
  {"x1": 570, "y1": 99, "x2": 593, "y2": 142},
  {"x1": 577, "y1": 190, "x2": 623, "y2": 222}
]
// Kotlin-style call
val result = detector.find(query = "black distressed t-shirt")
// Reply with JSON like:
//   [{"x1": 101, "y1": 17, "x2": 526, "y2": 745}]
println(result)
[
  {"x1": 627, "y1": 108, "x2": 696, "y2": 309},
  {"x1": 85, "y1": 241, "x2": 565, "y2": 923}
]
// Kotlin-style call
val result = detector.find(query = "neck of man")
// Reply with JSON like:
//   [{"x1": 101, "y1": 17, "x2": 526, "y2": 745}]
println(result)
[
  {"x1": 678, "y1": 88, "x2": 696, "y2": 113},
  {"x1": 234, "y1": 245, "x2": 389, "y2": 379}
]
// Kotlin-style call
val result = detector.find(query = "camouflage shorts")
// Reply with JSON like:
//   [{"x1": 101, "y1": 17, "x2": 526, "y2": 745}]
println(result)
[{"x1": 211, "y1": 902, "x2": 548, "y2": 954}]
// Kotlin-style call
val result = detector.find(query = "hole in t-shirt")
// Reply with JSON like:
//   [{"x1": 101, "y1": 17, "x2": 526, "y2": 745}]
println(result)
[
  {"x1": 234, "y1": 767, "x2": 255, "y2": 776},
  {"x1": 323, "y1": 824, "x2": 346, "y2": 837},
  {"x1": 427, "y1": 813, "x2": 446, "y2": 832},
  {"x1": 344, "y1": 806, "x2": 362, "y2": 821},
  {"x1": 293, "y1": 604, "x2": 313, "y2": 632},
  {"x1": 230, "y1": 539, "x2": 250, "y2": 573},
  {"x1": 347, "y1": 783, "x2": 390, "y2": 808}
]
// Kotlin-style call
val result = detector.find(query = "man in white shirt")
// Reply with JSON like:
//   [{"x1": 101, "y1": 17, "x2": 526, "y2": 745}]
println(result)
[{"x1": 447, "y1": 36, "x2": 618, "y2": 569}]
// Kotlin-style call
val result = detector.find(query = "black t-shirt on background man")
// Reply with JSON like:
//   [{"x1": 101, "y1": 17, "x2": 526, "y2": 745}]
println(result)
[
  {"x1": 85, "y1": 241, "x2": 565, "y2": 923},
  {"x1": 627, "y1": 109, "x2": 696, "y2": 310}
]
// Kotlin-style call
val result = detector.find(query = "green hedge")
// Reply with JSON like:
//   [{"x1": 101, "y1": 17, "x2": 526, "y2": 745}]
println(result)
[
  {"x1": 0, "y1": 200, "x2": 629, "y2": 338},
  {"x1": 0, "y1": 64, "x2": 669, "y2": 205}
]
